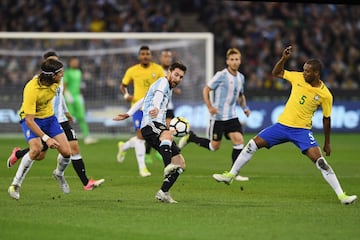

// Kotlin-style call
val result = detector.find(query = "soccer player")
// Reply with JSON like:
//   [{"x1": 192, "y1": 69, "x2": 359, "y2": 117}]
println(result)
[
  {"x1": 179, "y1": 48, "x2": 251, "y2": 181},
  {"x1": 159, "y1": 49, "x2": 182, "y2": 127},
  {"x1": 213, "y1": 46, "x2": 357, "y2": 205},
  {"x1": 8, "y1": 58, "x2": 72, "y2": 200},
  {"x1": 7, "y1": 51, "x2": 105, "y2": 191},
  {"x1": 117, "y1": 46, "x2": 165, "y2": 176},
  {"x1": 114, "y1": 62, "x2": 187, "y2": 203},
  {"x1": 63, "y1": 56, "x2": 98, "y2": 145}
]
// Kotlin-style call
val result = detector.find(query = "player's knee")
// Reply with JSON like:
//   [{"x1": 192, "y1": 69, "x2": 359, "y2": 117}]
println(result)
[{"x1": 160, "y1": 130, "x2": 174, "y2": 142}]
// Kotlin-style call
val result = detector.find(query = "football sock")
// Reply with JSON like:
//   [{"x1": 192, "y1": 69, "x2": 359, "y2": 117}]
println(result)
[
  {"x1": 122, "y1": 136, "x2": 137, "y2": 151},
  {"x1": 12, "y1": 152, "x2": 34, "y2": 187},
  {"x1": 134, "y1": 138, "x2": 146, "y2": 171},
  {"x1": 232, "y1": 144, "x2": 243, "y2": 165},
  {"x1": 315, "y1": 157, "x2": 344, "y2": 195},
  {"x1": 16, "y1": 148, "x2": 30, "y2": 159},
  {"x1": 145, "y1": 140, "x2": 152, "y2": 154},
  {"x1": 230, "y1": 139, "x2": 257, "y2": 175},
  {"x1": 159, "y1": 140, "x2": 172, "y2": 166},
  {"x1": 161, "y1": 168, "x2": 183, "y2": 192},
  {"x1": 55, "y1": 154, "x2": 71, "y2": 176},
  {"x1": 189, "y1": 131, "x2": 211, "y2": 149},
  {"x1": 71, "y1": 154, "x2": 88, "y2": 186}
]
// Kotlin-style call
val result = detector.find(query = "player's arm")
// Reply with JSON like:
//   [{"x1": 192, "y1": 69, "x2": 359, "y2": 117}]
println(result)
[
  {"x1": 238, "y1": 93, "x2": 250, "y2": 117},
  {"x1": 149, "y1": 90, "x2": 164, "y2": 117},
  {"x1": 120, "y1": 83, "x2": 133, "y2": 102},
  {"x1": 272, "y1": 46, "x2": 292, "y2": 78},
  {"x1": 203, "y1": 85, "x2": 217, "y2": 115},
  {"x1": 322, "y1": 117, "x2": 331, "y2": 156},
  {"x1": 120, "y1": 69, "x2": 134, "y2": 102},
  {"x1": 24, "y1": 114, "x2": 59, "y2": 148},
  {"x1": 113, "y1": 98, "x2": 144, "y2": 121}
]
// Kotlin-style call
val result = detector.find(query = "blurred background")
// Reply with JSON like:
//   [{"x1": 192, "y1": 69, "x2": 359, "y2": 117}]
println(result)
[{"x1": 0, "y1": 1, "x2": 359, "y2": 135}]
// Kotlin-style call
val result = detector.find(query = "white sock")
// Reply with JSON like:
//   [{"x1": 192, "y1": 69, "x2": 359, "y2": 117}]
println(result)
[
  {"x1": 12, "y1": 152, "x2": 34, "y2": 187},
  {"x1": 122, "y1": 136, "x2": 137, "y2": 151},
  {"x1": 55, "y1": 154, "x2": 70, "y2": 176},
  {"x1": 315, "y1": 157, "x2": 344, "y2": 196},
  {"x1": 134, "y1": 138, "x2": 146, "y2": 171},
  {"x1": 230, "y1": 139, "x2": 258, "y2": 175}
]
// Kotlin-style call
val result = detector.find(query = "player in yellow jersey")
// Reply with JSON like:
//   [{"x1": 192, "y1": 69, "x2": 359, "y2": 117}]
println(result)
[
  {"x1": 117, "y1": 46, "x2": 165, "y2": 177},
  {"x1": 213, "y1": 46, "x2": 357, "y2": 205},
  {"x1": 8, "y1": 58, "x2": 72, "y2": 200}
]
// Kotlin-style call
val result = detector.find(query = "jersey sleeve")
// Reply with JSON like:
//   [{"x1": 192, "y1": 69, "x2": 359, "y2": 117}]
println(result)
[
  {"x1": 321, "y1": 91, "x2": 333, "y2": 118},
  {"x1": 22, "y1": 84, "x2": 37, "y2": 115},
  {"x1": 207, "y1": 71, "x2": 222, "y2": 89},
  {"x1": 121, "y1": 67, "x2": 133, "y2": 86}
]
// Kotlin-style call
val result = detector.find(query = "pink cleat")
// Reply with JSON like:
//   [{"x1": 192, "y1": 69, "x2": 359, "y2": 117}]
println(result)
[
  {"x1": 83, "y1": 178, "x2": 105, "y2": 191},
  {"x1": 7, "y1": 147, "x2": 21, "y2": 168}
]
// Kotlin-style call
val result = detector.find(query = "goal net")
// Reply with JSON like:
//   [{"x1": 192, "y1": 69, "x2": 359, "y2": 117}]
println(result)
[{"x1": 0, "y1": 32, "x2": 214, "y2": 136}]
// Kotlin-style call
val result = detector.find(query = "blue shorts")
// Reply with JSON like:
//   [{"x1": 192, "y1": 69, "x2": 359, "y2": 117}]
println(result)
[
  {"x1": 132, "y1": 110, "x2": 143, "y2": 130},
  {"x1": 257, "y1": 123, "x2": 318, "y2": 153},
  {"x1": 20, "y1": 115, "x2": 64, "y2": 142}
]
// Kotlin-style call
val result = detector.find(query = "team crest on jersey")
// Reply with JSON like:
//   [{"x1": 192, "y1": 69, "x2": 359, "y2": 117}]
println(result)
[
  {"x1": 314, "y1": 95, "x2": 319, "y2": 101},
  {"x1": 152, "y1": 73, "x2": 156, "y2": 78},
  {"x1": 159, "y1": 125, "x2": 167, "y2": 130}
]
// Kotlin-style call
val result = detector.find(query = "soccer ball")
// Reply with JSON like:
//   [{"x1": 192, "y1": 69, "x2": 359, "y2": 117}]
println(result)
[{"x1": 169, "y1": 117, "x2": 190, "y2": 137}]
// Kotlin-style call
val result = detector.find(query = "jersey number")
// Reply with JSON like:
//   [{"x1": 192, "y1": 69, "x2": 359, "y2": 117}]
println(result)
[{"x1": 299, "y1": 95, "x2": 307, "y2": 105}]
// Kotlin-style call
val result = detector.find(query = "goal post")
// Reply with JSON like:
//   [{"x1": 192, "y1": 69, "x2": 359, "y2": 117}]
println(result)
[{"x1": 0, "y1": 32, "x2": 214, "y2": 136}]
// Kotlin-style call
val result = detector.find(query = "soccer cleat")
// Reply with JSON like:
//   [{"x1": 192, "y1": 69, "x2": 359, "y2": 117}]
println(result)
[
  {"x1": 234, "y1": 175, "x2": 249, "y2": 181},
  {"x1": 338, "y1": 193, "x2": 357, "y2": 205},
  {"x1": 84, "y1": 136, "x2": 98, "y2": 145},
  {"x1": 178, "y1": 131, "x2": 194, "y2": 149},
  {"x1": 155, "y1": 190, "x2": 178, "y2": 203},
  {"x1": 83, "y1": 178, "x2": 105, "y2": 191},
  {"x1": 212, "y1": 171, "x2": 235, "y2": 185},
  {"x1": 7, "y1": 147, "x2": 21, "y2": 168},
  {"x1": 164, "y1": 163, "x2": 181, "y2": 177},
  {"x1": 139, "y1": 167, "x2": 151, "y2": 177},
  {"x1": 116, "y1": 141, "x2": 126, "y2": 163},
  {"x1": 8, "y1": 185, "x2": 20, "y2": 200},
  {"x1": 145, "y1": 154, "x2": 153, "y2": 164},
  {"x1": 52, "y1": 170, "x2": 70, "y2": 194}
]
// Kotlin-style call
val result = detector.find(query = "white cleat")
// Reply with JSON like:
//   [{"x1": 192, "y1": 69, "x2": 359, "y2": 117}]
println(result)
[
  {"x1": 212, "y1": 172, "x2": 235, "y2": 185},
  {"x1": 338, "y1": 193, "x2": 357, "y2": 205},
  {"x1": 139, "y1": 167, "x2": 151, "y2": 177},
  {"x1": 178, "y1": 133, "x2": 190, "y2": 149},
  {"x1": 52, "y1": 170, "x2": 70, "y2": 194},
  {"x1": 116, "y1": 141, "x2": 126, "y2": 163},
  {"x1": 234, "y1": 175, "x2": 249, "y2": 181},
  {"x1": 155, "y1": 190, "x2": 178, "y2": 203},
  {"x1": 8, "y1": 185, "x2": 20, "y2": 200}
]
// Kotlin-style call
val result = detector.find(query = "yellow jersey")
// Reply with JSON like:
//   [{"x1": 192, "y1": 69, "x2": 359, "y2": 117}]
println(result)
[
  {"x1": 122, "y1": 62, "x2": 165, "y2": 105},
  {"x1": 277, "y1": 70, "x2": 332, "y2": 129},
  {"x1": 19, "y1": 75, "x2": 59, "y2": 120}
]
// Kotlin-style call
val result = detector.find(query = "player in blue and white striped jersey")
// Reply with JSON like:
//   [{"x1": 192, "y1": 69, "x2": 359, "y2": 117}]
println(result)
[
  {"x1": 178, "y1": 48, "x2": 251, "y2": 181},
  {"x1": 113, "y1": 62, "x2": 187, "y2": 203}
]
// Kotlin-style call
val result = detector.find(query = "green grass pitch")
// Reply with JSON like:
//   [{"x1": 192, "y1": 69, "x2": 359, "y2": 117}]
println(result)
[{"x1": 0, "y1": 133, "x2": 359, "y2": 240}]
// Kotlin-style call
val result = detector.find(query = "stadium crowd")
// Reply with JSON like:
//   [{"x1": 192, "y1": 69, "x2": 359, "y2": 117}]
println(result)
[{"x1": 0, "y1": 1, "x2": 359, "y2": 91}]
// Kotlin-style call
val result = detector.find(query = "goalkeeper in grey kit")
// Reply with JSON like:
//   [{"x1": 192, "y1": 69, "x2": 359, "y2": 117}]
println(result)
[{"x1": 113, "y1": 62, "x2": 187, "y2": 203}]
